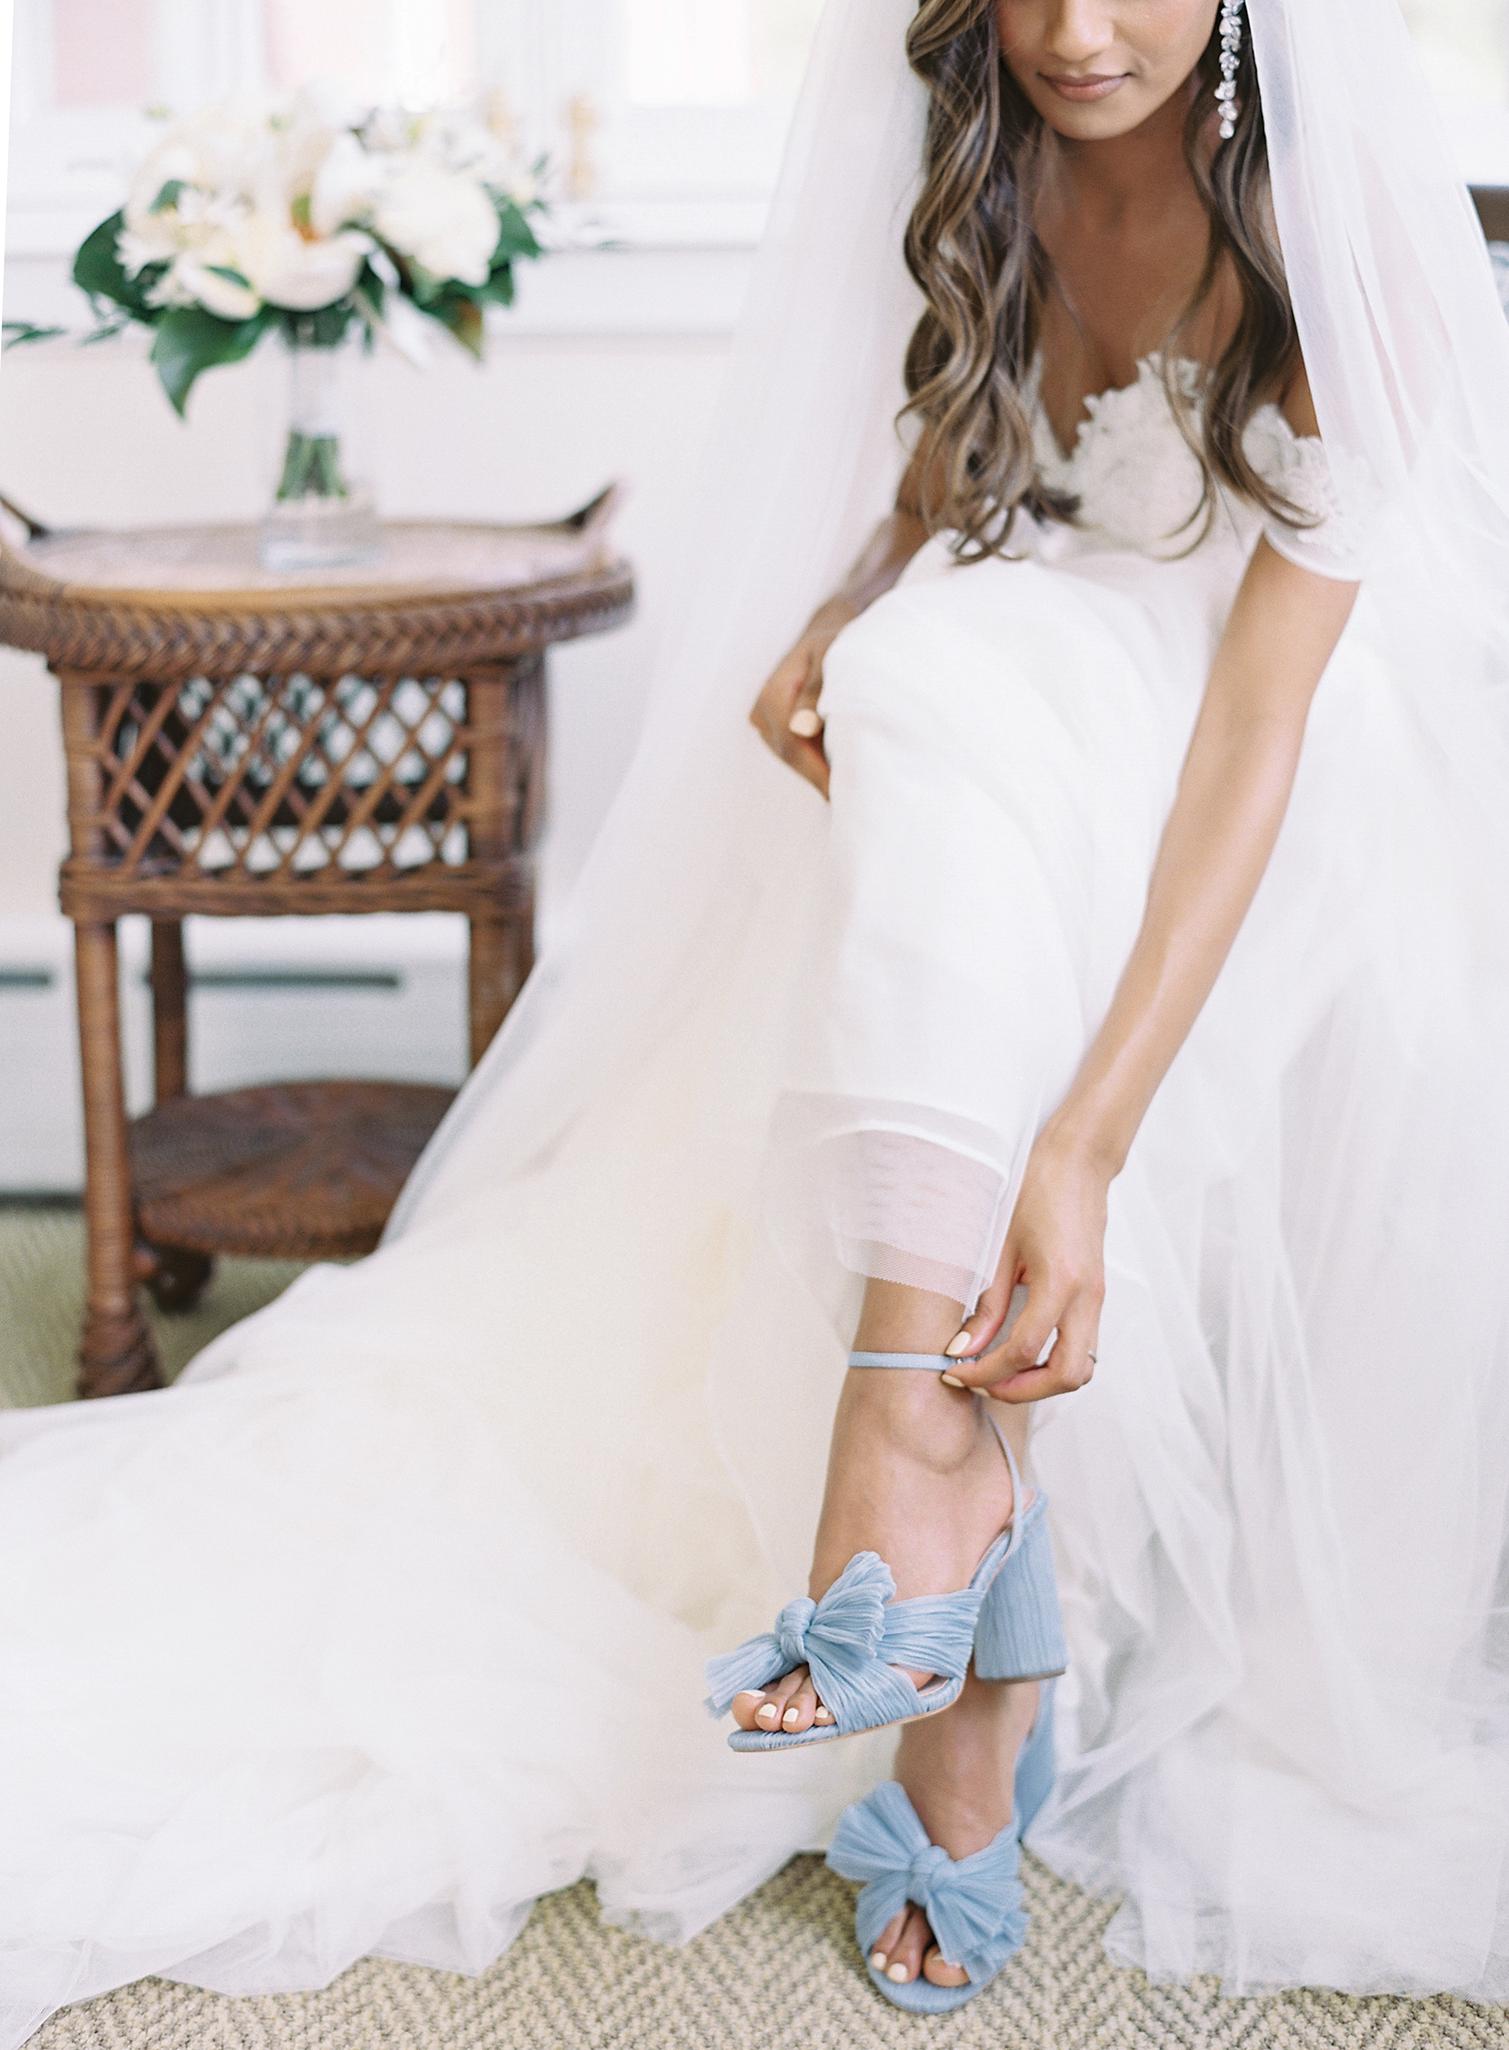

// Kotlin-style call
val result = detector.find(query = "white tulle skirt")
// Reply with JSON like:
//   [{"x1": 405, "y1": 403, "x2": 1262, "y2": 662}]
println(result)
[{"x1": 5, "y1": 516, "x2": 1509, "y2": 2042}]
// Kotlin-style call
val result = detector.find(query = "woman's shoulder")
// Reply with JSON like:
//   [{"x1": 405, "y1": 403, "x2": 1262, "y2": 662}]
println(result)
[{"x1": 1241, "y1": 364, "x2": 1373, "y2": 582}]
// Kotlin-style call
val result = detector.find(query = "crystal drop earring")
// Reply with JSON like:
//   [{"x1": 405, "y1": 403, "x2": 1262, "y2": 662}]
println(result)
[{"x1": 1216, "y1": 0, "x2": 1246, "y2": 141}]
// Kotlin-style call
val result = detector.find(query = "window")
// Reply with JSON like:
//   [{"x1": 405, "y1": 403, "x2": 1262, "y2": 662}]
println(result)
[
  {"x1": 7, "y1": 0, "x2": 1508, "y2": 258},
  {"x1": 576, "y1": 0, "x2": 826, "y2": 198},
  {"x1": 6, "y1": 0, "x2": 829, "y2": 255}
]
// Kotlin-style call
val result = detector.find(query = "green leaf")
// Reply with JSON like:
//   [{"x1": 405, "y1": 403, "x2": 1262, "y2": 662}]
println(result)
[
  {"x1": 474, "y1": 266, "x2": 516, "y2": 309},
  {"x1": 491, "y1": 205, "x2": 542, "y2": 263},
  {"x1": 149, "y1": 304, "x2": 271, "y2": 416},
  {"x1": 1, "y1": 320, "x2": 68, "y2": 347},
  {"x1": 355, "y1": 261, "x2": 387, "y2": 322},
  {"x1": 402, "y1": 259, "x2": 444, "y2": 308},
  {"x1": 433, "y1": 296, "x2": 486, "y2": 359},
  {"x1": 149, "y1": 177, "x2": 186, "y2": 213},
  {"x1": 72, "y1": 211, "x2": 149, "y2": 316}
]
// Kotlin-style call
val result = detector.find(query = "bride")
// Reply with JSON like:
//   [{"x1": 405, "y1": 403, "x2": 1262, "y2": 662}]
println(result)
[{"x1": 5, "y1": 0, "x2": 1509, "y2": 2035}]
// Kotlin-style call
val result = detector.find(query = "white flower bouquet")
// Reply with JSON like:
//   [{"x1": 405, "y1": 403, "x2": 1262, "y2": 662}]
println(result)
[
  {"x1": 55, "y1": 86, "x2": 549, "y2": 416},
  {"x1": 5, "y1": 86, "x2": 554, "y2": 567}
]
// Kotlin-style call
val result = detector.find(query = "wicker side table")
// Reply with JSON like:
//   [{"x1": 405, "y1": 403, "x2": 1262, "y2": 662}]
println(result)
[{"x1": 0, "y1": 494, "x2": 634, "y2": 1397}]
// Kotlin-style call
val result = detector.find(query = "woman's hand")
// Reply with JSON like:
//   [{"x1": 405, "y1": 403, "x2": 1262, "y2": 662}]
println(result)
[
  {"x1": 748, "y1": 604, "x2": 857, "y2": 799},
  {"x1": 941, "y1": 1130, "x2": 1111, "y2": 1404}
]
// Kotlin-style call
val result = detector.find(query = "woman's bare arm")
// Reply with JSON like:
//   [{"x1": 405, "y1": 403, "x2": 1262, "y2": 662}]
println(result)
[
  {"x1": 1047, "y1": 537, "x2": 1358, "y2": 1175},
  {"x1": 815, "y1": 449, "x2": 934, "y2": 629},
  {"x1": 1041, "y1": 362, "x2": 1348, "y2": 1176},
  {"x1": 949, "y1": 527, "x2": 1360, "y2": 1400},
  {"x1": 748, "y1": 450, "x2": 932, "y2": 796}
]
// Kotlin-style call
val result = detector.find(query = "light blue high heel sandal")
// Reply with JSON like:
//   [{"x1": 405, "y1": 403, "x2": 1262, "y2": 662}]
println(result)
[
  {"x1": 825, "y1": 1680, "x2": 1059, "y2": 2013},
  {"x1": 703, "y1": 1346, "x2": 1067, "y2": 1752}
]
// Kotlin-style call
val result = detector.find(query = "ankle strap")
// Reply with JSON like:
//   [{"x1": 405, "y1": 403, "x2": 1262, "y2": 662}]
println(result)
[{"x1": 847, "y1": 1348, "x2": 953, "y2": 1370}]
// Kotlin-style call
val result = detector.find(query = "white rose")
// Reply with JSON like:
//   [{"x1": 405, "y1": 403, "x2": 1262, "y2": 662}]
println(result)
[
  {"x1": 121, "y1": 143, "x2": 205, "y2": 271},
  {"x1": 121, "y1": 105, "x2": 277, "y2": 279},
  {"x1": 118, "y1": 220, "x2": 184, "y2": 276},
  {"x1": 372, "y1": 160, "x2": 498, "y2": 286},
  {"x1": 167, "y1": 252, "x2": 261, "y2": 320},
  {"x1": 252, "y1": 223, "x2": 373, "y2": 312}
]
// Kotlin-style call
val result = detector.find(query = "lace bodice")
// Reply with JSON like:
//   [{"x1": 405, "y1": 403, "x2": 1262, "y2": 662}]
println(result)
[{"x1": 1024, "y1": 351, "x2": 1368, "y2": 581}]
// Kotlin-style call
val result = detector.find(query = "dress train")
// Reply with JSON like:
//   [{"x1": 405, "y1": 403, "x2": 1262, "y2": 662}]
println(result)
[{"x1": 5, "y1": 405, "x2": 1509, "y2": 2032}]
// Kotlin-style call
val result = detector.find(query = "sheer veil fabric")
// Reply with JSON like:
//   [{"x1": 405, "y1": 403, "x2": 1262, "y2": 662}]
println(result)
[{"x1": 4, "y1": 0, "x2": 1509, "y2": 2035}]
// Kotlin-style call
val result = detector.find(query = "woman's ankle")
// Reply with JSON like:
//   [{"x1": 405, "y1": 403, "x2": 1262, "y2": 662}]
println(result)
[{"x1": 835, "y1": 1366, "x2": 991, "y2": 1478}]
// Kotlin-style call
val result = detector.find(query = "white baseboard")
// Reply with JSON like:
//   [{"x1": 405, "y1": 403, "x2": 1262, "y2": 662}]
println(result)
[{"x1": 0, "y1": 912, "x2": 487, "y2": 1192}]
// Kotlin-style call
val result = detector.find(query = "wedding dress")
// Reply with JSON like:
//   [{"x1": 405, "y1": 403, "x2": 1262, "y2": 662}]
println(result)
[{"x1": 7, "y1": 0, "x2": 1509, "y2": 2036}]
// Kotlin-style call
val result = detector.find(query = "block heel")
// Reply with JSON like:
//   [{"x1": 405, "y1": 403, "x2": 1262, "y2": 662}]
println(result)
[
  {"x1": 1013, "y1": 1678, "x2": 1058, "y2": 1833},
  {"x1": 972, "y1": 1494, "x2": 1067, "y2": 1682}
]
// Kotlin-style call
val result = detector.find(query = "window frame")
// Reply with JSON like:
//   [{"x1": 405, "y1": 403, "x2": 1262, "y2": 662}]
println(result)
[
  {"x1": 6, "y1": 0, "x2": 810, "y2": 259},
  {"x1": 475, "y1": 0, "x2": 809, "y2": 207}
]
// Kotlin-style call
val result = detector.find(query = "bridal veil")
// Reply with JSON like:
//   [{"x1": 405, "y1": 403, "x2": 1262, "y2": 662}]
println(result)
[{"x1": 383, "y1": 0, "x2": 1509, "y2": 1994}]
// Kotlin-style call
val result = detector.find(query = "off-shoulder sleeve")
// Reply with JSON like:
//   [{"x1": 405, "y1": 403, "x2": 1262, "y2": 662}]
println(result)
[{"x1": 1244, "y1": 414, "x2": 1377, "y2": 583}]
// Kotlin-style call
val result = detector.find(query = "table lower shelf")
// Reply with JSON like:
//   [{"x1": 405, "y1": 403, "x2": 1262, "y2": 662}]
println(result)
[{"x1": 129, "y1": 1079, "x2": 456, "y2": 1262}]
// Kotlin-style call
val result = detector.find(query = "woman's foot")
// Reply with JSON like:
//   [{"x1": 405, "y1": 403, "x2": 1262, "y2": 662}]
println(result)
[
  {"x1": 870, "y1": 1670, "x2": 1043, "y2": 1989},
  {"x1": 728, "y1": 1365, "x2": 1017, "y2": 1735}
]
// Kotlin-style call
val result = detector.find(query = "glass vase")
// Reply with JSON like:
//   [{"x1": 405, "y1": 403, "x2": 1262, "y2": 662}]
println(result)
[{"x1": 259, "y1": 327, "x2": 382, "y2": 575}]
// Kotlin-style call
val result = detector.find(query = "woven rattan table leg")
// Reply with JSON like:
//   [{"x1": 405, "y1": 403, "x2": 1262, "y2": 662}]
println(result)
[
  {"x1": 467, "y1": 913, "x2": 512, "y2": 1067},
  {"x1": 463, "y1": 656, "x2": 539, "y2": 1066},
  {"x1": 140, "y1": 922, "x2": 216, "y2": 1312},
  {"x1": 72, "y1": 920, "x2": 160, "y2": 1397},
  {"x1": 149, "y1": 918, "x2": 189, "y2": 1102}
]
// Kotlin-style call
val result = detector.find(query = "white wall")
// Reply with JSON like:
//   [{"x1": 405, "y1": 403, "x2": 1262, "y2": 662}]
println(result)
[{"x1": 0, "y1": 248, "x2": 750, "y2": 1184}]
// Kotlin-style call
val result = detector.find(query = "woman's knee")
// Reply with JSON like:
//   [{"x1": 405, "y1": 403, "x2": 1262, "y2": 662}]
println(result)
[
  {"x1": 818, "y1": 567, "x2": 1100, "y2": 769},
  {"x1": 817, "y1": 584, "x2": 934, "y2": 722}
]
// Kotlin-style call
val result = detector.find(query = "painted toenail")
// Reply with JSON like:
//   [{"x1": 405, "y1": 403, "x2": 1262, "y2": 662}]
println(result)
[
  {"x1": 782, "y1": 1707, "x2": 802, "y2": 1727},
  {"x1": 756, "y1": 1703, "x2": 779, "y2": 1723},
  {"x1": 886, "y1": 1962, "x2": 910, "y2": 1983},
  {"x1": 814, "y1": 1707, "x2": 834, "y2": 1723},
  {"x1": 870, "y1": 1952, "x2": 888, "y2": 1971}
]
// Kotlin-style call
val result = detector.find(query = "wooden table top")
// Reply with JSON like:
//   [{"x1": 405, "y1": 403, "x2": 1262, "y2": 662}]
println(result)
[
  {"x1": 0, "y1": 484, "x2": 630, "y2": 605},
  {"x1": 0, "y1": 490, "x2": 636, "y2": 676}
]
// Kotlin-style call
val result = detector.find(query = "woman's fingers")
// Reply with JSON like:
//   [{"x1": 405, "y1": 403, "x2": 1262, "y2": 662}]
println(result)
[
  {"x1": 941, "y1": 1275, "x2": 1036, "y2": 1387},
  {"x1": 948, "y1": 1272, "x2": 1064, "y2": 1395},
  {"x1": 784, "y1": 648, "x2": 829, "y2": 793},
  {"x1": 786, "y1": 645, "x2": 825, "y2": 737},
  {"x1": 938, "y1": 1265, "x2": 1018, "y2": 1382},
  {"x1": 943, "y1": 1130, "x2": 1110, "y2": 1402},
  {"x1": 748, "y1": 643, "x2": 830, "y2": 796},
  {"x1": 989, "y1": 1285, "x2": 1100, "y2": 1404}
]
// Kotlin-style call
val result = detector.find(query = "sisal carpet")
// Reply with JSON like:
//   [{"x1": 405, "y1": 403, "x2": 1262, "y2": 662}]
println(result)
[{"x1": 3, "y1": 1203, "x2": 1503, "y2": 2050}]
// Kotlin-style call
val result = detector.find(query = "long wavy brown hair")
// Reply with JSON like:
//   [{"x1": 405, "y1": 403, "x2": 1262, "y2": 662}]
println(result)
[{"x1": 899, "y1": 0, "x2": 1308, "y2": 561}]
